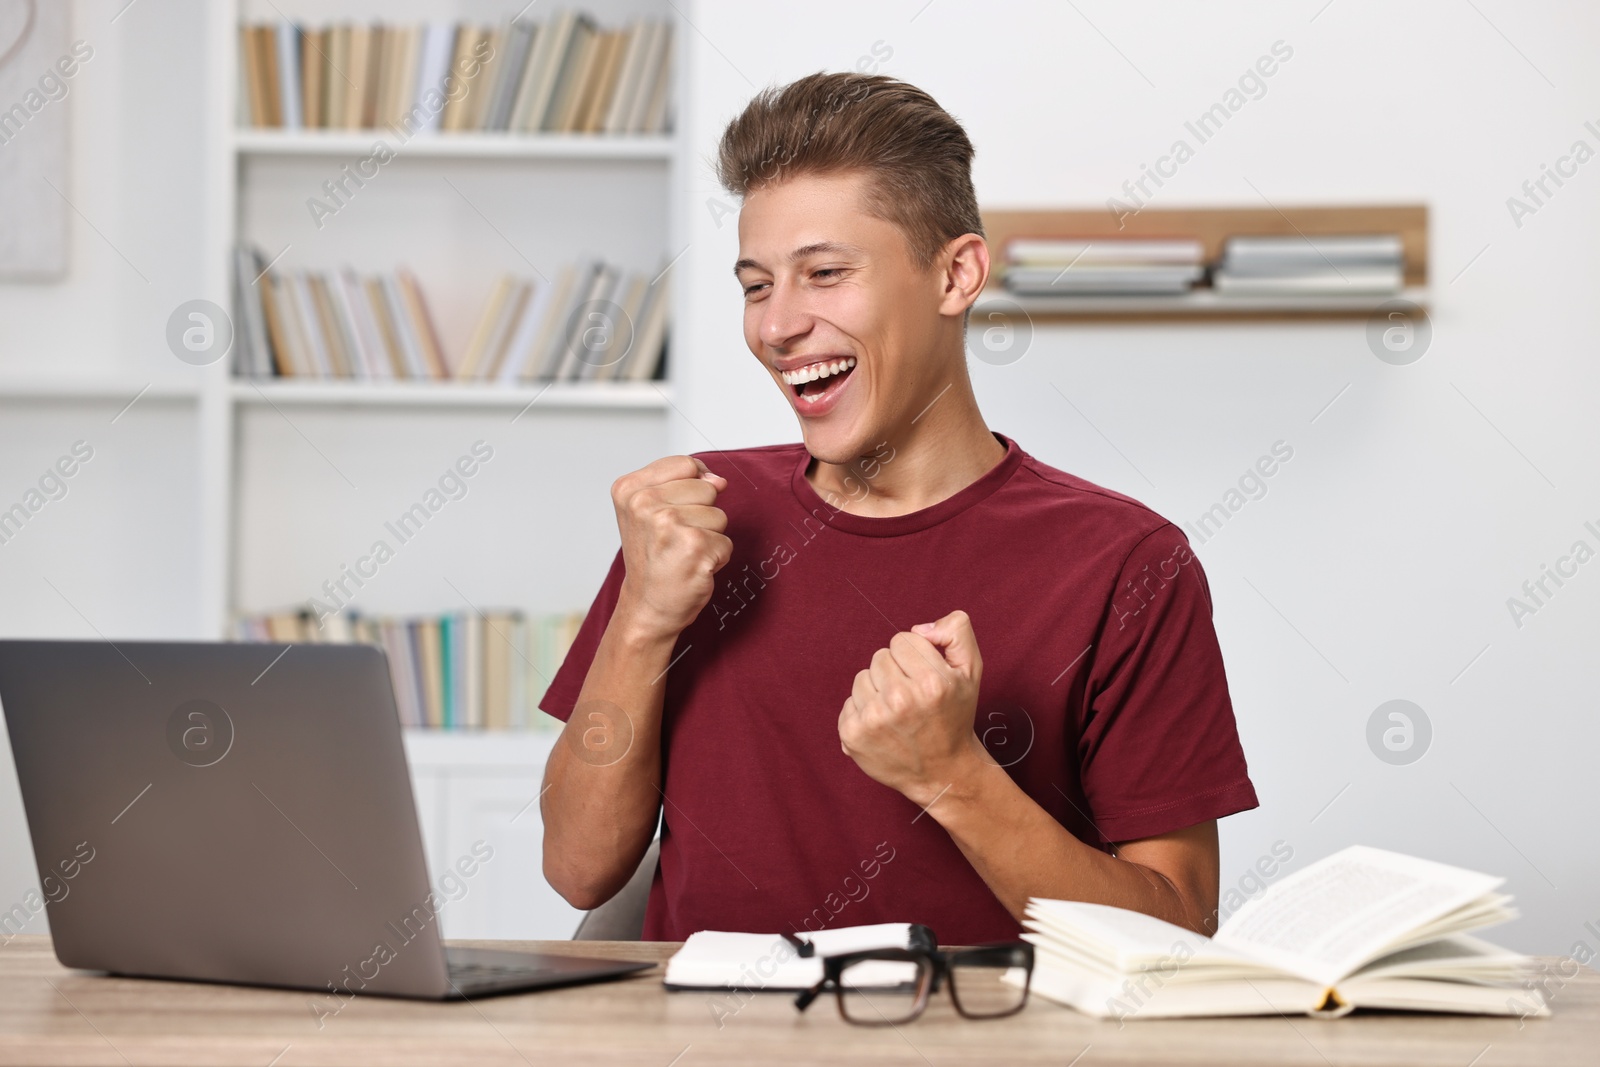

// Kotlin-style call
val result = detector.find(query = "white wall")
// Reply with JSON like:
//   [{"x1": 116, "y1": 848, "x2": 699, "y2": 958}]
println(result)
[
  {"x1": 0, "y1": 0, "x2": 213, "y2": 937},
  {"x1": 673, "y1": 0, "x2": 1600, "y2": 954},
  {"x1": 0, "y1": 1, "x2": 210, "y2": 389}
]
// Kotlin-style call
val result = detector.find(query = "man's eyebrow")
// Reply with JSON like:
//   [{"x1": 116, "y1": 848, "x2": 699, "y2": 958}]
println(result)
[{"x1": 733, "y1": 242, "x2": 866, "y2": 276}]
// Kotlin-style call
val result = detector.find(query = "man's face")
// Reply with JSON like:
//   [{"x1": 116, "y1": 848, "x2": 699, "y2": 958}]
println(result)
[{"x1": 735, "y1": 170, "x2": 951, "y2": 464}]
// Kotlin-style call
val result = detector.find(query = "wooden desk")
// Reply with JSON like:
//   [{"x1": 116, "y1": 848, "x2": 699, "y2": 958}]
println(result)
[{"x1": 0, "y1": 936, "x2": 1592, "y2": 1066}]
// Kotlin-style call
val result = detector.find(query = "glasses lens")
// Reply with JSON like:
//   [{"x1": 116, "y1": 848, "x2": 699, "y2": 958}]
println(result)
[
  {"x1": 837, "y1": 957, "x2": 927, "y2": 1025},
  {"x1": 949, "y1": 955, "x2": 1029, "y2": 1018}
]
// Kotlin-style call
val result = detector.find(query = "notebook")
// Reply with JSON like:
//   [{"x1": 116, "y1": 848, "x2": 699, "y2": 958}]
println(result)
[{"x1": 663, "y1": 923, "x2": 922, "y2": 991}]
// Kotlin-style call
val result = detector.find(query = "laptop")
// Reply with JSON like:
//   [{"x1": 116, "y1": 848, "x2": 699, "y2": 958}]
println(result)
[{"x1": 0, "y1": 639, "x2": 652, "y2": 999}]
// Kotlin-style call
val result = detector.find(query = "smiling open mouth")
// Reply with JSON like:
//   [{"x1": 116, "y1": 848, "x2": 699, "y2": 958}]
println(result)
[{"x1": 782, "y1": 357, "x2": 856, "y2": 404}]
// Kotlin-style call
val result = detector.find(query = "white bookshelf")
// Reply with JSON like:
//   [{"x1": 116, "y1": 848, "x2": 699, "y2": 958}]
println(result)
[
  {"x1": 207, "y1": 0, "x2": 686, "y2": 640},
  {"x1": 206, "y1": 1, "x2": 685, "y2": 936},
  {"x1": 401, "y1": 726, "x2": 584, "y2": 939},
  {"x1": 403, "y1": 725, "x2": 560, "y2": 767}
]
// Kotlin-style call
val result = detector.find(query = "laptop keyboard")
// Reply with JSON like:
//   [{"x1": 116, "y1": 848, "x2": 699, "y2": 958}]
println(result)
[{"x1": 448, "y1": 961, "x2": 551, "y2": 986}]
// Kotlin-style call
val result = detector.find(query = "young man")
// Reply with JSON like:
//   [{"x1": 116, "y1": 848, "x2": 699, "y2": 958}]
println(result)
[{"x1": 539, "y1": 73, "x2": 1257, "y2": 944}]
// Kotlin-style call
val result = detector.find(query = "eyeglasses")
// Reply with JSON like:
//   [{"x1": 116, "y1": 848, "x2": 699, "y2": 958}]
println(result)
[{"x1": 794, "y1": 938, "x2": 1034, "y2": 1026}]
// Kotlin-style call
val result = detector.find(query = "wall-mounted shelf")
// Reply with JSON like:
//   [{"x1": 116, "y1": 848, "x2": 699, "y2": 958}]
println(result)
[
  {"x1": 979, "y1": 204, "x2": 1428, "y2": 322},
  {"x1": 233, "y1": 129, "x2": 674, "y2": 161},
  {"x1": 230, "y1": 379, "x2": 671, "y2": 410},
  {"x1": 974, "y1": 286, "x2": 1430, "y2": 323}
]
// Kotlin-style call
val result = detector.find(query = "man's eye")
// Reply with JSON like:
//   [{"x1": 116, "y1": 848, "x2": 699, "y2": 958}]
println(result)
[
  {"x1": 742, "y1": 282, "x2": 768, "y2": 296},
  {"x1": 813, "y1": 268, "x2": 842, "y2": 280}
]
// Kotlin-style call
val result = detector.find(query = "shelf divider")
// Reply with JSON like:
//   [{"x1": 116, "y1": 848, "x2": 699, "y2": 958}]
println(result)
[
  {"x1": 233, "y1": 129, "x2": 674, "y2": 161},
  {"x1": 976, "y1": 286, "x2": 1430, "y2": 323},
  {"x1": 0, "y1": 379, "x2": 201, "y2": 402},
  {"x1": 230, "y1": 379, "x2": 672, "y2": 410}
]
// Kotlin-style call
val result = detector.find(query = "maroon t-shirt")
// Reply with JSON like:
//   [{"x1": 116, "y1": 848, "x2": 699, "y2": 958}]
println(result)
[{"x1": 541, "y1": 434, "x2": 1257, "y2": 944}]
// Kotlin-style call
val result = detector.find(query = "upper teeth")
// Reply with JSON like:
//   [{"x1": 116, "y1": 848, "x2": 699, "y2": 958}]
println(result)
[{"x1": 780, "y1": 358, "x2": 856, "y2": 386}]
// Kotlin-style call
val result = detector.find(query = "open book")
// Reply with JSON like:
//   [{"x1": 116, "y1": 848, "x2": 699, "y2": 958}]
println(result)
[
  {"x1": 663, "y1": 923, "x2": 922, "y2": 991},
  {"x1": 1021, "y1": 846, "x2": 1548, "y2": 1019}
]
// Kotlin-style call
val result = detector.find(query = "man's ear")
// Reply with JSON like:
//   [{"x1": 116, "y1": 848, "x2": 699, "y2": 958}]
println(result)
[{"x1": 938, "y1": 232, "x2": 991, "y2": 318}]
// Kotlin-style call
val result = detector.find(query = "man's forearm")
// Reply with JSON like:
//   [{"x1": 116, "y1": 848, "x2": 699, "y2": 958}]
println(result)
[
  {"x1": 540, "y1": 603, "x2": 677, "y2": 911},
  {"x1": 920, "y1": 739, "x2": 1219, "y2": 934}
]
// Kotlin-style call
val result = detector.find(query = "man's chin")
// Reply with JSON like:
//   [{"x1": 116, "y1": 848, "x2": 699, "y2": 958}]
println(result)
[{"x1": 799, "y1": 420, "x2": 878, "y2": 466}]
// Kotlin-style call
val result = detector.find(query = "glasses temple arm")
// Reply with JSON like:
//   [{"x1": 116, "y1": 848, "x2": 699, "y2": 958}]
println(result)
[
  {"x1": 780, "y1": 930, "x2": 816, "y2": 958},
  {"x1": 793, "y1": 978, "x2": 828, "y2": 1012}
]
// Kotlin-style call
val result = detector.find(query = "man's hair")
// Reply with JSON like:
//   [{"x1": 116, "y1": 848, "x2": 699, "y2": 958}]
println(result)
[{"x1": 715, "y1": 72, "x2": 983, "y2": 270}]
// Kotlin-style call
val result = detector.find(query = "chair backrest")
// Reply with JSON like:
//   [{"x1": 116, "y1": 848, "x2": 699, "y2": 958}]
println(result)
[{"x1": 571, "y1": 839, "x2": 660, "y2": 941}]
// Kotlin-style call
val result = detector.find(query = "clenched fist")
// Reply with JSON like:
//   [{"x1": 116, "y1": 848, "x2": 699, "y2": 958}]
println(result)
[
  {"x1": 610, "y1": 455, "x2": 733, "y2": 642},
  {"x1": 839, "y1": 609, "x2": 986, "y2": 808}
]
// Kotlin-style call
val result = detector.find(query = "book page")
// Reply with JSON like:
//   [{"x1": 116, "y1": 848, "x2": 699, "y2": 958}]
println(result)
[
  {"x1": 1214, "y1": 846, "x2": 1503, "y2": 986},
  {"x1": 1347, "y1": 934, "x2": 1529, "y2": 984},
  {"x1": 663, "y1": 924, "x2": 916, "y2": 990},
  {"x1": 800, "y1": 923, "x2": 915, "y2": 957},
  {"x1": 1028, "y1": 901, "x2": 1203, "y2": 957},
  {"x1": 663, "y1": 932, "x2": 822, "y2": 990},
  {"x1": 1027, "y1": 900, "x2": 1263, "y2": 973}
]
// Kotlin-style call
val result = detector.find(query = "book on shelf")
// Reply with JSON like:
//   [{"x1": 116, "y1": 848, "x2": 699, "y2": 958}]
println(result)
[
  {"x1": 1004, "y1": 265, "x2": 1205, "y2": 296},
  {"x1": 1001, "y1": 237, "x2": 1205, "y2": 296},
  {"x1": 1021, "y1": 845, "x2": 1547, "y2": 1020},
  {"x1": 1211, "y1": 233, "x2": 1405, "y2": 297},
  {"x1": 239, "y1": 14, "x2": 673, "y2": 136},
  {"x1": 233, "y1": 608, "x2": 586, "y2": 731},
  {"x1": 232, "y1": 246, "x2": 669, "y2": 384},
  {"x1": 1220, "y1": 234, "x2": 1404, "y2": 271},
  {"x1": 1004, "y1": 238, "x2": 1205, "y2": 266},
  {"x1": 1210, "y1": 265, "x2": 1404, "y2": 296}
]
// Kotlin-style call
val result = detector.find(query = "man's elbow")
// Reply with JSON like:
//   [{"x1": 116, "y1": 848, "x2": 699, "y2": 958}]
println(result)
[
  {"x1": 543, "y1": 849, "x2": 617, "y2": 912},
  {"x1": 553, "y1": 879, "x2": 611, "y2": 913},
  {"x1": 1156, "y1": 876, "x2": 1216, "y2": 936},
  {"x1": 1125, "y1": 856, "x2": 1215, "y2": 935}
]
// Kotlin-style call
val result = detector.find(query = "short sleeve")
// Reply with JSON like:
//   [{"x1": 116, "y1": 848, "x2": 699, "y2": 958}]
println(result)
[
  {"x1": 538, "y1": 550, "x2": 626, "y2": 723},
  {"x1": 1078, "y1": 524, "x2": 1258, "y2": 842}
]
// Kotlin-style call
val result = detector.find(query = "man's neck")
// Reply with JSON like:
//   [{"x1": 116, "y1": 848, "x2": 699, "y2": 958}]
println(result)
[{"x1": 808, "y1": 379, "x2": 1006, "y2": 518}]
